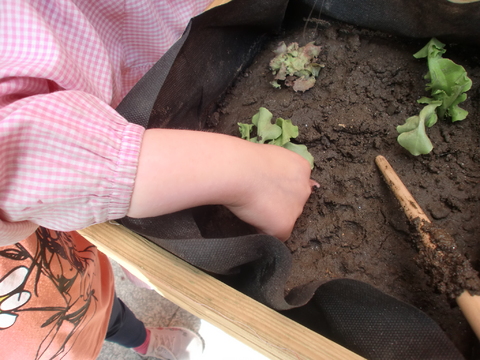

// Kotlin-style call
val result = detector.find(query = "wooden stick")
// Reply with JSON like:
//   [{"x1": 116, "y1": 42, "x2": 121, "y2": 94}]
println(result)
[
  {"x1": 375, "y1": 155, "x2": 435, "y2": 250},
  {"x1": 448, "y1": 0, "x2": 480, "y2": 3},
  {"x1": 457, "y1": 291, "x2": 480, "y2": 340},
  {"x1": 375, "y1": 155, "x2": 480, "y2": 340},
  {"x1": 206, "y1": 0, "x2": 231, "y2": 10},
  {"x1": 374, "y1": 156, "x2": 429, "y2": 223}
]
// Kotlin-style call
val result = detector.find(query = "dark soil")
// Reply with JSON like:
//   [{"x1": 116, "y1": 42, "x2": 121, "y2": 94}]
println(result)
[{"x1": 205, "y1": 18, "x2": 480, "y2": 358}]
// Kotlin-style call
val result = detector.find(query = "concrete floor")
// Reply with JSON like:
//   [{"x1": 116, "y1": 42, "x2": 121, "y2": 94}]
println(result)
[{"x1": 97, "y1": 259, "x2": 268, "y2": 360}]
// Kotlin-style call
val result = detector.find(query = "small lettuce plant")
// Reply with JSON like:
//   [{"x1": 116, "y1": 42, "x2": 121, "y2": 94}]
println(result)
[
  {"x1": 397, "y1": 38, "x2": 472, "y2": 156},
  {"x1": 238, "y1": 107, "x2": 315, "y2": 169},
  {"x1": 269, "y1": 41, "x2": 323, "y2": 92}
]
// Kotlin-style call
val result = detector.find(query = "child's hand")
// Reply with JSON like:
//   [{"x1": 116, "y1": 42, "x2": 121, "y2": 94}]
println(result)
[
  {"x1": 128, "y1": 129, "x2": 317, "y2": 241},
  {"x1": 224, "y1": 143, "x2": 317, "y2": 241}
]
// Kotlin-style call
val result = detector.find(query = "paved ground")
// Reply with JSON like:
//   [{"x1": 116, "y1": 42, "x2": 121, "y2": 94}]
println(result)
[{"x1": 97, "y1": 259, "x2": 268, "y2": 360}]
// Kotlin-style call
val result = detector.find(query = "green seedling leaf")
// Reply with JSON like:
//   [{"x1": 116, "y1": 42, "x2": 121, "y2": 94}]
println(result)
[
  {"x1": 270, "y1": 80, "x2": 282, "y2": 89},
  {"x1": 413, "y1": 37, "x2": 446, "y2": 60},
  {"x1": 284, "y1": 142, "x2": 315, "y2": 169},
  {"x1": 273, "y1": 118, "x2": 299, "y2": 146},
  {"x1": 397, "y1": 38, "x2": 472, "y2": 155},
  {"x1": 238, "y1": 123, "x2": 254, "y2": 141},
  {"x1": 269, "y1": 41, "x2": 323, "y2": 92},
  {"x1": 238, "y1": 107, "x2": 315, "y2": 168},
  {"x1": 306, "y1": 63, "x2": 324, "y2": 78},
  {"x1": 414, "y1": 38, "x2": 472, "y2": 122},
  {"x1": 397, "y1": 102, "x2": 441, "y2": 156},
  {"x1": 252, "y1": 107, "x2": 282, "y2": 144}
]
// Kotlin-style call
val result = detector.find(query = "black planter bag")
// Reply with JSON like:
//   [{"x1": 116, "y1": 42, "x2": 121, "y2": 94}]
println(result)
[{"x1": 115, "y1": 0, "x2": 478, "y2": 358}]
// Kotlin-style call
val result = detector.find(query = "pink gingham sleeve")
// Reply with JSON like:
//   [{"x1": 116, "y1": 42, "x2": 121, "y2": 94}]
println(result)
[
  {"x1": 0, "y1": 91, "x2": 145, "y2": 245},
  {"x1": 0, "y1": 0, "x2": 213, "y2": 244}
]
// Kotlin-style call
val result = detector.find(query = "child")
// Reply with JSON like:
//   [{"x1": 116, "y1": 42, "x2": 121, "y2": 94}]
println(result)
[{"x1": 0, "y1": 1, "x2": 316, "y2": 359}]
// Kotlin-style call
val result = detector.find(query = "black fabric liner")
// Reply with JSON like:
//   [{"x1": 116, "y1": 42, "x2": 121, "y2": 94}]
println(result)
[{"x1": 114, "y1": 0, "x2": 476, "y2": 358}]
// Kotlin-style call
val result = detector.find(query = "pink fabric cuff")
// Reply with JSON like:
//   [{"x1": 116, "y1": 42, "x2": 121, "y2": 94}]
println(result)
[{"x1": 0, "y1": 91, "x2": 145, "y2": 244}]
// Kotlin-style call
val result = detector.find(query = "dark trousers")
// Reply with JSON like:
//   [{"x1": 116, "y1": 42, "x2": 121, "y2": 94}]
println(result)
[{"x1": 105, "y1": 295, "x2": 147, "y2": 348}]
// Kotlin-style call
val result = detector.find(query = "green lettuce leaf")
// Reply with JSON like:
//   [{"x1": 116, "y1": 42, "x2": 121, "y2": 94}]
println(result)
[
  {"x1": 397, "y1": 102, "x2": 441, "y2": 156},
  {"x1": 251, "y1": 107, "x2": 282, "y2": 144},
  {"x1": 283, "y1": 142, "x2": 315, "y2": 167},
  {"x1": 238, "y1": 107, "x2": 314, "y2": 168},
  {"x1": 397, "y1": 38, "x2": 472, "y2": 156},
  {"x1": 238, "y1": 123, "x2": 254, "y2": 141},
  {"x1": 414, "y1": 38, "x2": 472, "y2": 122},
  {"x1": 272, "y1": 118, "x2": 299, "y2": 146}
]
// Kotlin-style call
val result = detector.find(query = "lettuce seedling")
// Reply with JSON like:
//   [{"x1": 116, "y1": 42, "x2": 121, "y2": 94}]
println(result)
[
  {"x1": 397, "y1": 102, "x2": 441, "y2": 156},
  {"x1": 238, "y1": 107, "x2": 315, "y2": 168},
  {"x1": 397, "y1": 38, "x2": 472, "y2": 155},
  {"x1": 414, "y1": 38, "x2": 472, "y2": 121},
  {"x1": 269, "y1": 41, "x2": 323, "y2": 92}
]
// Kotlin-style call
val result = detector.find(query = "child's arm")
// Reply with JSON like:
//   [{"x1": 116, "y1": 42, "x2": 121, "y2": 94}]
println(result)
[
  {"x1": 127, "y1": 128, "x2": 317, "y2": 241},
  {"x1": 0, "y1": 92, "x2": 314, "y2": 244}
]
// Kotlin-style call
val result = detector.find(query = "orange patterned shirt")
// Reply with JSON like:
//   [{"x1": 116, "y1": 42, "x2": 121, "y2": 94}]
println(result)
[{"x1": 0, "y1": 229, "x2": 114, "y2": 359}]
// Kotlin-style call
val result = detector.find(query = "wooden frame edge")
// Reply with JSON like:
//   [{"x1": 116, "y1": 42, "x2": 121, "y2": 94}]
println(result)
[{"x1": 78, "y1": 222, "x2": 364, "y2": 360}]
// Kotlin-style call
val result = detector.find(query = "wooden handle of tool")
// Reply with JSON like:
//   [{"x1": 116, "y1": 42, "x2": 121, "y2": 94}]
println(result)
[
  {"x1": 375, "y1": 155, "x2": 435, "y2": 250},
  {"x1": 457, "y1": 291, "x2": 480, "y2": 340},
  {"x1": 375, "y1": 155, "x2": 430, "y2": 224},
  {"x1": 375, "y1": 155, "x2": 480, "y2": 341}
]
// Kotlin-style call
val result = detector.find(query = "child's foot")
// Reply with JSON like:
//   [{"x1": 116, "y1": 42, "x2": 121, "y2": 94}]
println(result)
[{"x1": 136, "y1": 327, "x2": 204, "y2": 360}]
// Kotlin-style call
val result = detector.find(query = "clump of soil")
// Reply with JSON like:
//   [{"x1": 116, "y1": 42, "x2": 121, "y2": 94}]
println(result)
[
  {"x1": 205, "y1": 18, "x2": 480, "y2": 358},
  {"x1": 415, "y1": 219, "x2": 480, "y2": 300}
]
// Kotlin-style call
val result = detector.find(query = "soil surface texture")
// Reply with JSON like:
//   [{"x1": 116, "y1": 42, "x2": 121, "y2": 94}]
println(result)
[{"x1": 203, "y1": 18, "x2": 480, "y2": 358}]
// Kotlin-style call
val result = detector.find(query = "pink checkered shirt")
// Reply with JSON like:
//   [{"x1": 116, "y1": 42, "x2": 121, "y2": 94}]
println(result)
[{"x1": 0, "y1": 0, "x2": 211, "y2": 245}]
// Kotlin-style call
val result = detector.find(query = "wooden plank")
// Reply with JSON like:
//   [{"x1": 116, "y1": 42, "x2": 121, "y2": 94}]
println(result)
[
  {"x1": 78, "y1": 222, "x2": 364, "y2": 360},
  {"x1": 207, "y1": 0, "x2": 232, "y2": 10}
]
